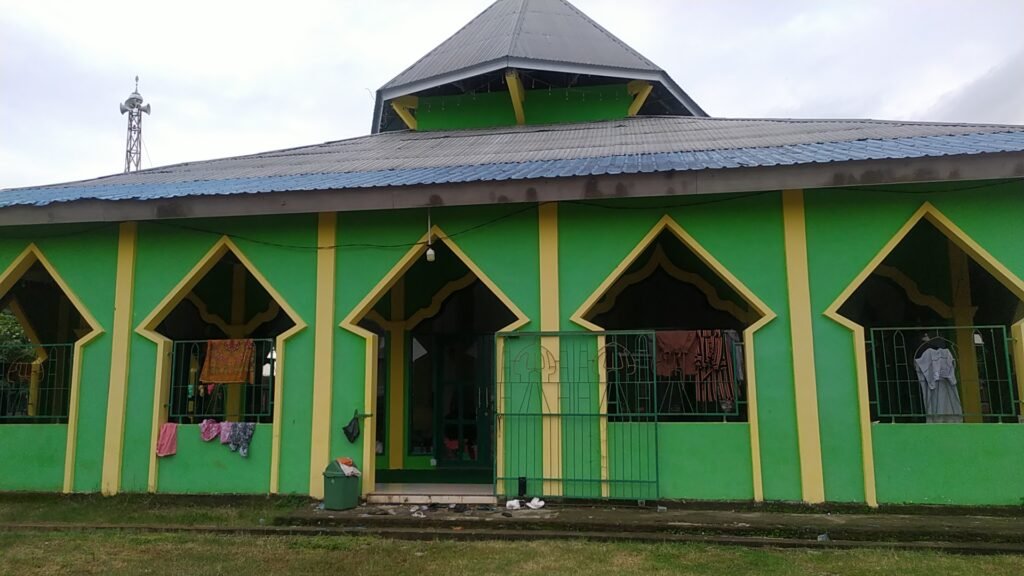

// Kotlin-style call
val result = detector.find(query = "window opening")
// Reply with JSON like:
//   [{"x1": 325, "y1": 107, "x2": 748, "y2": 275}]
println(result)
[
  {"x1": 838, "y1": 219, "x2": 1022, "y2": 423},
  {"x1": 159, "y1": 251, "x2": 294, "y2": 424},
  {"x1": 585, "y1": 230, "x2": 758, "y2": 422},
  {"x1": 0, "y1": 261, "x2": 84, "y2": 423}
]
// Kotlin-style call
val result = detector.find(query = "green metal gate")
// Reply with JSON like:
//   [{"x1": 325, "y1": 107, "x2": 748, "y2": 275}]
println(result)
[{"x1": 495, "y1": 331, "x2": 659, "y2": 501}]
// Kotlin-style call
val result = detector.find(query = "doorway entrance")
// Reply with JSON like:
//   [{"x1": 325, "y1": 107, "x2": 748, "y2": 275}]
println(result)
[{"x1": 349, "y1": 231, "x2": 524, "y2": 492}]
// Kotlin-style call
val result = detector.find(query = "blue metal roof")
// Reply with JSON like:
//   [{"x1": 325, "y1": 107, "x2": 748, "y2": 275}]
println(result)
[{"x1": 5, "y1": 130, "x2": 1024, "y2": 209}]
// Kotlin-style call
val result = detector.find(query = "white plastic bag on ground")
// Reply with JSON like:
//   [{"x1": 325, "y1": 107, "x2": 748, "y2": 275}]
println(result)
[{"x1": 505, "y1": 499, "x2": 521, "y2": 510}]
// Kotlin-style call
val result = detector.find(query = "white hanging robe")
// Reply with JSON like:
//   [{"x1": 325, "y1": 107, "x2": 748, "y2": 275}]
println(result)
[{"x1": 914, "y1": 347, "x2": 964, "y2": 423}]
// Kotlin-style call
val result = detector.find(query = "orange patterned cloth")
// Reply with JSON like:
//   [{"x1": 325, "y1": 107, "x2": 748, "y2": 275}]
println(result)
[{"x1": 199, "y1": 339, "x2": 255, "y2": 387}]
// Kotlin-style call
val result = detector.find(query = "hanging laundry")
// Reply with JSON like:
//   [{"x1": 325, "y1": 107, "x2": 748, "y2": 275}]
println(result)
[
  {"x1": 656, "y1": 330, "x2": 739, "y2": 406},
  {"x1": 156, "y1": 422, "x2": 178, "y2": 457},
  {"x1": 914, "y1": 347, "x2": 964, "y2": 423},
  {"x1": 692, "y1": 330, "x2": 736, "y2": 405},
  {"x1": 200, "y1": 339, "x2": 256, "y2": 393},
  {"x1": 228, "y1": 422, "x2": 256, "y2": 457},
  {"x1": 655, "y1": 331, "x2": 699, "y2": 378},
  {"x1": 219, "y1": 421, "x2": 234, "y2": 444},
  {"x1": 200, "y1": 419, "x2": 221, "y2": 442}
]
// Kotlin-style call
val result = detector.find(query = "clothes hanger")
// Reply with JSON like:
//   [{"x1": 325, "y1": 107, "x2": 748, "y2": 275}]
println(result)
[{"x1": 915, "y1": 333, "x2": 956, "y2": 359}]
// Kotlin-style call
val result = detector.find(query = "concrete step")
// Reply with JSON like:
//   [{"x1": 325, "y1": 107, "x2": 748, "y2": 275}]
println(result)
[{"x1": 365, "y1": 493, "x2": 497, "y2": 505}]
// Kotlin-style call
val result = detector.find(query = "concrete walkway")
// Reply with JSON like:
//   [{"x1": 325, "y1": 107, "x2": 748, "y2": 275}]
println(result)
[{"x1": 282, "y1": 502, "x2": 1024, "y2": 547}]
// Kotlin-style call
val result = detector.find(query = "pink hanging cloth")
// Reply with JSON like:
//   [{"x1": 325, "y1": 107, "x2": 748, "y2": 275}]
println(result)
[
  {"x1": 200, "y1": 419, "x2": 221, "y2": 442},
  {"x1": 156, "y1": 422, "x2": 178, "y2": 457}
]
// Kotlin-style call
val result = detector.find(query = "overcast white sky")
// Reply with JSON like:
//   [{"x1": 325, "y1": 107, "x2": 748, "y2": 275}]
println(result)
[{"x1": 2, "y1": 0, "x2": 1023, "y2": 189}]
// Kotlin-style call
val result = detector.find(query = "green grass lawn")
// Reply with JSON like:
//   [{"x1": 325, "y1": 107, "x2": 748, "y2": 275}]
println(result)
[
  {"x1": 0, "y1": 494, "x2": 306, "y2": 527},
  {"x1": 1, "y1": 531, "x2": 1023, "y2": 576}
]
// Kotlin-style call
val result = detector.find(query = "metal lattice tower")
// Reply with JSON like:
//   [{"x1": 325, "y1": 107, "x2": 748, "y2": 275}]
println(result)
[{"x1": 120, "y1": 76, "x2": 151, "y2": 173}]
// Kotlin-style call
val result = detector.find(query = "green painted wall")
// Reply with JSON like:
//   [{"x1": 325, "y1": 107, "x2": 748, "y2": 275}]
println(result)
[
  {"x1": 558, "y1": 194, "x2": 800, "y2": 501},
  {"x1": 873, "y1": 425, "x2": 1024, "y2": 505},
  {"x1": 156, "y1": 423, "x2": 272, "y2": 494},
  {"x1": 0, "y1": 425, "x2": 66, "y2": 491},
  {"x1": 805, "y1": 181, "x2": 1024, "y2": 504},
  {"x1": 121, "y1": 215, "x2": 317, "y2": 494},
  {"x1": 658, "y1": 423, "x2": 753, "y2": 500},
  {"x1": 0, "y1": 224, "x2": 118, "y2": 492},
  {"x1": 417, "y1": 84, "x2": 632, "y2": 131}
]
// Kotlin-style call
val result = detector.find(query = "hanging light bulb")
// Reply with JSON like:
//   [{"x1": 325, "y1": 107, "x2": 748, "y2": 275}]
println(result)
[{"x1": 425, "y1": 207, "x2": 435, "y2": 262}]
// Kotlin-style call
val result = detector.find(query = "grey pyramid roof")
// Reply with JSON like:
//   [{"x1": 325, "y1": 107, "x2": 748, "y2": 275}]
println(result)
[{"x1": 375, "y1": 0, "x2": 704, "y2": 117}]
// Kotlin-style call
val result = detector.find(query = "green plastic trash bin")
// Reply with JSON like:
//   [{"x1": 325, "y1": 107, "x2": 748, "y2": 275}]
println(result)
[{"x1": 323, "y1": 461, "x2": 360, "y2": 511}]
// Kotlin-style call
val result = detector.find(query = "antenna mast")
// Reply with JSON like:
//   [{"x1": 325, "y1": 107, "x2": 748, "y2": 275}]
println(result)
[{"x1": 120, "y1": 76, "x2": 151, "y2": 173}]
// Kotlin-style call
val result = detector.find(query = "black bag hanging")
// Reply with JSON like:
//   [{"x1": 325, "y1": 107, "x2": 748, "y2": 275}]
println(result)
[{"x1": 343, "y1": 410, "x2": 361, "y2": 444}]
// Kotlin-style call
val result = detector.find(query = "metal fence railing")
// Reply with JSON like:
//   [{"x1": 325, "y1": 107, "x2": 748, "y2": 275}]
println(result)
[
  {"x1": 496, "y1": 331, "x2": 660, "y2": 501},
  {"x1": 868, "y1": 325, "x2": 1019, "y2": 423},
  {"x1": 168, "y1": 339, "x2": 276, "y2": 424},
  {"x1": 607, "y1": 331, "x2": 746, "y2": 422},
  {"x1": 495, "y1": 329, "x2": 749, "y2": 501},
  {"x1": 0, "y1": 343, "x2": 74, "y2": 423}
]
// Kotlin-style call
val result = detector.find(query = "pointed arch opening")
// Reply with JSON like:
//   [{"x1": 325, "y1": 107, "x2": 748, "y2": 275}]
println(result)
[
  {"x1": 0, "y1": 245, "x2": 101, "y2": 425},
  {"x1": 831, "y1": 205, "x2": 1024, "y2": 425},
  {"x1": 572, "y1": 216, "x2": 774, "y2": 424},
  {"x1": 137, "y1": 237, "x2": 305, "y2": 492},
  {"x1": 342, "y1": 225, "x2": 527, "y2": 489}
]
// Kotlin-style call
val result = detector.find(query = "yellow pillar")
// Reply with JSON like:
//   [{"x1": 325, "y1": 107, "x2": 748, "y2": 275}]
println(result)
[
  {"x1": 309, "y1": 213, "x2": 337, "y2": 498},
  {"x1": 949, "y1": 240, "x2": 982, "y2": 422},
  {"x1": 781, "y1": 190, "x2": 825, "y2": 503},
  {"x1": 224, "y1": 264, "x2": 247, "y2": 421},
  {"x1": 101, "y1": 222, "x2": 137, "y2": 496},
  {"x1": 538, "y1": 203, "x2": 562, "y2": 496},
  {"x1": 387, "y1": 279, "x2": 406, "y2": 470}
]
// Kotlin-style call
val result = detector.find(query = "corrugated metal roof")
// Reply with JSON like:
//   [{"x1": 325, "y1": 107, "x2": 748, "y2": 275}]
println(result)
[
  {"x1": 4, "y1": 116, "x2": 1024, "y2": 208},
  {"x1": 381, "y1": 0, "x2": 659, "y2": 92}
]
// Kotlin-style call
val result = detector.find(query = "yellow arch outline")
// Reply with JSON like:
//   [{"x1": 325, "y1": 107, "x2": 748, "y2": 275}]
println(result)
[
  {"x1": 823, "y1": 201, "x2": 1024, "y2": 508},
  {"x1": 184, "y1": 292, "x2": 282, "y2": 338},
  {"x1": 586, "y1": 243, "x2": 758, "y2": 325},
  {"x1": 136, "y1": 236, "x2": 307, "y2": 494},
  {"x1": 341, "y1": 224, "x2": 530, "y2": 496},
  {"x1": 873, "y1": 265, "x2": 954, "y2": 320},
  {"x1": 0, "y1": 243, "x2": 104, "y2": 493},
  {"x1": 570, "y1": 214, "x2": 776, "y2": 502}
]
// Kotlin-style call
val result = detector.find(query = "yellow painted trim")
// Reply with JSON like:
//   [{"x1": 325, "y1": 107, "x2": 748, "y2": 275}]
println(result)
[
  {"x1": 495, "y1": 335, "x2": 506, "y2": 490},
  {"x1": 136, "y1": 236, "x2": 306, "y2": 494},
  {"x1": 390, "y1": 95, "x2": 418, "y2": 131},
  {"x1": 570, "y1": 214, "x2": 775, "y2": 502},
  {"x1": 874, "y1": 265, "x2": 953, "y2": 320},
  {"x1": 101, "y1": 222, "x2": 138, "y2": 496},
  {"x1": 626, "y1": 80, "x2": 653, "y2": 117},
  {"x1": 538, "y1": 203, "x2": 561, "y2": 495},
  {"x1": 506, "y1": 70, "x2": 526, "y2": 125},
  {"x1": 309, "y1": 213, "x2": 337, "y2": 498},
  {"x1": 781, "y1": 189, "x2": 825, "y2": 504},
  {"x1": 387, "y1": 277, "x2": 406, "y2": 470},
  {"x1": 184, "y1": 293, "x2": 280, "y2": 339},
  {"x1": 1013, "y1": 323, "x2": 1024, "y2": 424},
  {"x1": 0, "y1": 244, "x2": 104, "y2": 493},
  {"x1": 405, "y1": 273, "x2": 476, "y2": 330},
  {"x1": 224, "y1": 264, "x2": 247, "y2": 419},
  {"x1": 588, "y1": 244, "x2": 757, "y2": 324},
  {"x1": 823, "y1": 201, "x2": 1024, "y2": 507},
  {"x1": 6, "y1": 297, "x2": 47, "y2": 417},
  {"x1": 948, "y1": 240, "x2": 982, "y2": 421},
  {"x1": 6, "y1": 297, "x2": 45, "y2": 352},
  {"x1": 341, "y1": 224, "x2": 531, "y2": 495}
]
